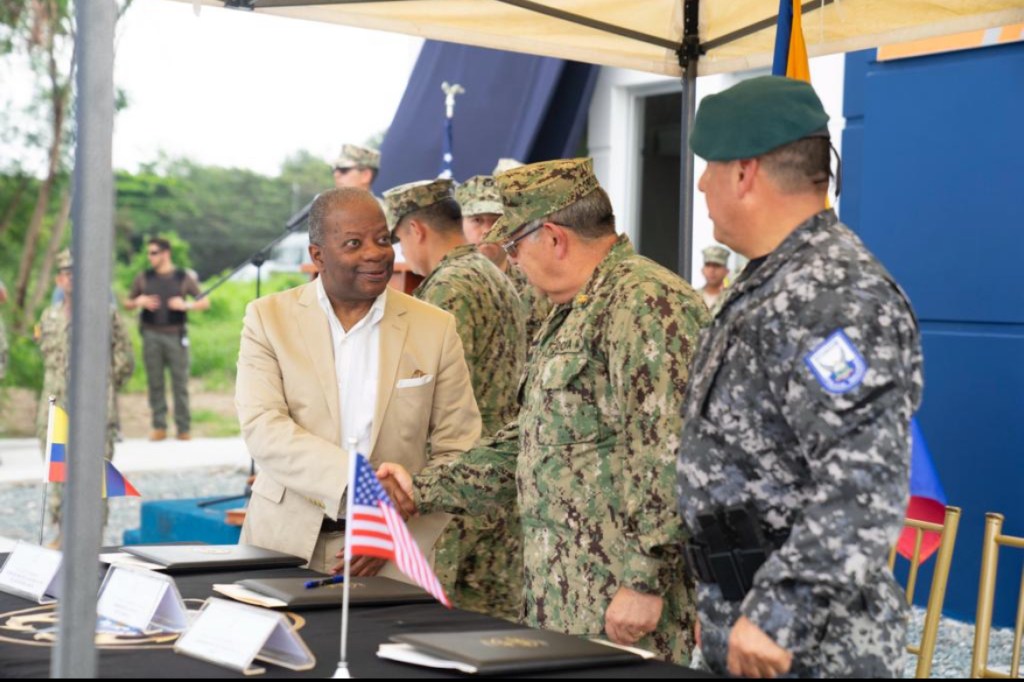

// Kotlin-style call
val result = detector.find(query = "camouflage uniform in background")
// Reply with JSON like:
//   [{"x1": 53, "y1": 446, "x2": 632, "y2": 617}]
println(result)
[
  {"x1": 383, "y1": 179, "x2": 527, "y2": 620},
  {"x1": 0, "y1": 282, "x2": 7, "y2": 381},
  {"x1": 507, "y1": 265, "x2": 552, "y2": 349},
  {"x1": 414, "y1": 170, "x2": 709, "y2": 662},
  {"x1": 36, "y1": 257, "x2": 135, "y2": 527},
  {"x1": 677, "y1": 210, "x2": 923, "y2": 677}
]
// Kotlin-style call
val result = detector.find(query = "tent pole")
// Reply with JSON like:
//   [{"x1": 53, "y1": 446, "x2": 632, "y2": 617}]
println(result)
[
  {"x1": 677, "y1": 0, "x2": 700, "y2": 282},
  {"x1": 53, "y1": 0, "x2": 116, "y2": 677}
]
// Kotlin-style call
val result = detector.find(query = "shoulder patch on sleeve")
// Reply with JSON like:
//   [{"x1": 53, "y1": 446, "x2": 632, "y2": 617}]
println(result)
[{"x1": 804, "y1": 329, "x2": 868, "y2": 394}]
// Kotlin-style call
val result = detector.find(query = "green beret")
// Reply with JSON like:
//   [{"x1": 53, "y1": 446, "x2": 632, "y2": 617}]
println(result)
[
  {"x1": 690, "y1": 76, "x2": 829, "y2": 161},
  {"x1": 382, "y1": 178, "x2": 455, "y2": 232},
  {"x1": 482, "y1": 158, "x2": 599, "y2": 245},
  {"x1": 455, "y1": 175, "x2": 503, "y2": 217}
]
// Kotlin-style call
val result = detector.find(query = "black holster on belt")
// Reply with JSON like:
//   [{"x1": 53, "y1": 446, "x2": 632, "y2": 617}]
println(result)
[{"x1": 683, "y1": 503, "x2": 785, "y2": 602}]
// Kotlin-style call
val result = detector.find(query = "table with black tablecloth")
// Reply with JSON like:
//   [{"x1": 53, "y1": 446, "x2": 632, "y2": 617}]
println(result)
[{"x1": 0, "y1": 563, "x2": 710, "y2": 678}]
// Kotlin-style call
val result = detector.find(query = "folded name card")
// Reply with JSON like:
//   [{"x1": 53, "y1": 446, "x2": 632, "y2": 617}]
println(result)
[
  {"x1": 97, "y1": 565, "x2": 188, "y2": 634},
  {"x1": 175, "y1": 598, "x2": 315, "y2": 675},
  {"x1": 0, "y1": 541, "x2": 62, "y2": 604}
]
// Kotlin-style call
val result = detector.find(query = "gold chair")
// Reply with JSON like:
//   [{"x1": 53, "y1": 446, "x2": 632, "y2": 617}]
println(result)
[
  {"x1": 888, "y1": 505, "x2": 961, "y2": 678},
  {"x1": 971, "y1": 512, "x2": 1024, "y2": 679}
]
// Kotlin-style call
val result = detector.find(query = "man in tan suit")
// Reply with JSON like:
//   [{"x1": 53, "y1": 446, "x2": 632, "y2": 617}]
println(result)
[{"x1": 236, "y1": 187, "x2": 481, "y2": 576}]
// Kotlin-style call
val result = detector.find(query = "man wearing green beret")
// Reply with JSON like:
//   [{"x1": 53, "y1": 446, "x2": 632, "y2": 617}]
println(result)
[
  {"x1": 384, "y1": 178, "x2": 527, "y2": 620},
  {"x1": 676, "y1": 76, "x2": 923, "y2": 678},
  {"x1": 380, "y1": 159, "x2": 708, "y2": 663},
  {"x1": 455, "y1": 175, "x2": 552, "y2": 349}
]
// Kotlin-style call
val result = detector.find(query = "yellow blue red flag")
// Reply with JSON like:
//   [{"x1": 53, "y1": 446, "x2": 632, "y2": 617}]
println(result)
[
  {"x1": 43, "y1": 401, "x2": 139, "y2": 498},
  {"x1": 772, "y1": 0, "x2": 811, "y2": 82}
]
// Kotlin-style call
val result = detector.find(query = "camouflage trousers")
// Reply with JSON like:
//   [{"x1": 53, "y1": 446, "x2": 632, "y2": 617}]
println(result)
[
  {"x1": 696, "y1": 577, "x2": 908, "y2": 677},
  {"x1": 434, "y1": 513, "x2": 524, "y2": 621}
]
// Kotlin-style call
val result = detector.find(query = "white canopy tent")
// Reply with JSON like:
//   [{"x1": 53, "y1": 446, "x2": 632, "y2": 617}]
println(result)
[
  {"x1": 58, "y1": 0, "x2": 1024, "y2": 676},
  {"x1": 183, "y1": 0, "x2": 1024, "y2": 76}
]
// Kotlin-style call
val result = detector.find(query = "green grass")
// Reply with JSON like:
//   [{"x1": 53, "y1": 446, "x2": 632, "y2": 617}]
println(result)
[
  {"x1": 191, "y1": 408, "x2": 241, "y2": 437},
  {"x1": 4, "y1": 272, "x2": 309, "y2": 393}
]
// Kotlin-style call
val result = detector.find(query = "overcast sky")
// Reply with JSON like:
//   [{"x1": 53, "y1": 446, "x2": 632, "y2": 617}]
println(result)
[{"x1": 107, "y1": 0, "x2": 422, "y2": 175}]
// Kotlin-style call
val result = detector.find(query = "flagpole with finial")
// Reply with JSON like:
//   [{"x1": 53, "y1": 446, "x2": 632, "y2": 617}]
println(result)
[
  {"x1": 38, "y1": 396, "x2": 58, "y2": 546},
  {"x1": 439, "y1": 82, "x2": 465, "y2": 180},
  {"x1": 333, "y1": 436, "x2": 359, "y2": 679}
]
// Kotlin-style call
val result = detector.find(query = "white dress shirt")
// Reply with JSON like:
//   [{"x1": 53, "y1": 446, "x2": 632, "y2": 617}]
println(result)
[{"x1": 315, "y1": 277, "x2": 385, "y2": 458}]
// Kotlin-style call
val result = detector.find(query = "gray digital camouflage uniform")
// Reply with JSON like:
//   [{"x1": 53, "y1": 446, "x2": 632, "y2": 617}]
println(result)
[
  {"x1": 676, "y1": 209, "x2": 923, "y2": 677},
  {"x1": 413, "y1": 242, "x2": 527, "y2": 620},
  {"x1": 415, "y1": 234, "x2": 708, "y2": 663},
  {"x1": 36, "y1": 300, "x2": 135, "y2": 527}
]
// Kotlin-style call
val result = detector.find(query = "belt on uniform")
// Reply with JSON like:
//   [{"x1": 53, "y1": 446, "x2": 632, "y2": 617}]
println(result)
[{"x1": 320, "y1": 517, "x2": 346, "y2": 533}]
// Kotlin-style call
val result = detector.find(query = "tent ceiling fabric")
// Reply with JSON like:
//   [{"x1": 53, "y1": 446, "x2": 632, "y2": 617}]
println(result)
[{"x1": 185, "y1": 1, "x2": 1024, "y2": 76}]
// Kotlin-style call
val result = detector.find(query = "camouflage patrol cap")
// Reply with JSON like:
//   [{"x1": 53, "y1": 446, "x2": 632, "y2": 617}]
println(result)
[
  {"x1": 455, "y1": 175, "x2": 503, "y2": 217},
  {"x1": 482, "y1": 158, "x2": 600, "y2": 245},
  {"x1": 382, "y1": 178, "x2": 455, "y2": 232},
  {"x1": 702, "y1": 245, "x2": 730, "y2": 266},
  {"x1": 690, "y1": 76, "x2": 830, "y2": 161},
  {"x1": 492, "y1": 158, "x2": 524, "y2": 175},
  {"x1": 333, "y1": 144, "x2": 380, "y2": 170},
  {"x1": 56, "y1": 248, "x2": 73, "y2": 271}
]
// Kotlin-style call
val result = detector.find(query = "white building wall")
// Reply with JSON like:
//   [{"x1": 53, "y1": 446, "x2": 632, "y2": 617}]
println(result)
[{"x1": 587, "y1": 55, "x2": 846, "y2": 282}]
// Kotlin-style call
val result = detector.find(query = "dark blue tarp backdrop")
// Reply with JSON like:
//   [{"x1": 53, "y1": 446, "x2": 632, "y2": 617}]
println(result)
[{"x1": 375, "y1": 40, "x2": 597, "y2": 192}]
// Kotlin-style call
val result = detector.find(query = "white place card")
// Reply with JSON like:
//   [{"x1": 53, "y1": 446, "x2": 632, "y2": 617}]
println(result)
[
  {"x1": 0, "y1": 541, "x2": 62, "y2": 604},
  {"x1": 97, "y1": 565, "x2": 188, "y2": 634},
  {"x1": 174, "y1": 598, "x2": 315, "y2": 675}
]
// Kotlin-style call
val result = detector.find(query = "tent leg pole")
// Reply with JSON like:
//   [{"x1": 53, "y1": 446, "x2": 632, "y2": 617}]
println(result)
[
  {"x1": 677, "y1": 59, "x2": 696, "y2": 282},
  {"x1": 54, "y1": 0, "x2": 116, "y2": 677}
]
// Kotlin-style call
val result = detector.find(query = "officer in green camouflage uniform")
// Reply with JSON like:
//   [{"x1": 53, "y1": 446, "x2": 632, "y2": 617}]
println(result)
[
  {"x1": 331, "y1": 144, "x2": 380, "y2": 192},
  {"x1": 0, "y1": 277, "x2": 8, "y2": 382},
  {"x1": 381, "y1": 159, "x2": 708, "y2": 663},
  {"x1": 456, "y1": 175, "x2": 552, "y2": 348},
  {"x1": 383, "y1": 178, "x2": 526, "y2": 620},
  {"x1": 676, "y1": 77, "x2": 923, "y2": 678},
  {"x1": 36, "y1": 250, "x2": 135, "y2": 530}
]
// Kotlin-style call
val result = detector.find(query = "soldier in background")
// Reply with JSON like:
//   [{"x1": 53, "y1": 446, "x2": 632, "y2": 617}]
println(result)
[
  {"x1": 36, "y1": 249, "x2": 134, "y2": 538},
  {"x1": 0, "y1": 277, "x2": 7, "y2": 382},
  {"x1": 493, "y1": 157, "x2": 524, "y2": 175},
  {"x1": 456, "y1": 175, "x2": 552, "y2": 349},
  {"x1": 380, "y1": 159, "x2": 708, "y2": 663},
  {"x1": 677, "y1": 76, "x2": 922, "y2": 678},
  {"x1": 698, "y1": 244, "x2": 731, "y2": 311},
  {"x1": 383, "y1": 178, "x2": 526, "y2": 620},
  {"x1": 331, "y1": 144, "x2": 380, "y2": 192}
]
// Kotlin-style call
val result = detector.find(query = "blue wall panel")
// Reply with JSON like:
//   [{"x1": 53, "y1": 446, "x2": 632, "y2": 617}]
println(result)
[{"x1": 843, "y1": 44, "x2": 1024, "y2": 627}]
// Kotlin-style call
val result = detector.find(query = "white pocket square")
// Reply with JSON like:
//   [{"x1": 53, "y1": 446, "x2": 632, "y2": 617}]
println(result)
[{"x1": 396, "y1": 374, "x2": 434, "y2": 389}]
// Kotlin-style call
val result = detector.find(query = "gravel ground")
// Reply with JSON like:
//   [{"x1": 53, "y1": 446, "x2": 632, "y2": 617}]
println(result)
[
  {"x1": 0, "y1": 465, "x2": 250, "y2": 547},
  {"x1": 0, "y1": 467, "x2": 1018, "y2": 678}
]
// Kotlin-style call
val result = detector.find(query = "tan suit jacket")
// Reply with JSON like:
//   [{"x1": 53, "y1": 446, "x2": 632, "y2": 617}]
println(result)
[{"x1": 236, "y1": 282, "x2": 481, "y2": 565}]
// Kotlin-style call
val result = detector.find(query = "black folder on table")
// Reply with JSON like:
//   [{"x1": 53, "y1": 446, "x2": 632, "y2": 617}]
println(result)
[
  {"x1": 237, "y1": 576, "x2": 434, "y2": 609},
  {"x1": 390, "y1": 628, "x2": 642, "y2": 675},
  {"x1": 121, "y1": 544, "x2": 305, "y2": 573}
]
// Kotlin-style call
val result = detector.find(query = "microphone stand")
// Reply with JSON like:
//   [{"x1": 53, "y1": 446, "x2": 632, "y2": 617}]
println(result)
[{"x1": 197, "y1": 198, "x2": 314, "y2": 509}]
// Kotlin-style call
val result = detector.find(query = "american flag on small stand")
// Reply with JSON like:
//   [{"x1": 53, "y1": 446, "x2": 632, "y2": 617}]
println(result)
[{"x1": 346, "y1": 453, "x2": 451, "y2": 607}]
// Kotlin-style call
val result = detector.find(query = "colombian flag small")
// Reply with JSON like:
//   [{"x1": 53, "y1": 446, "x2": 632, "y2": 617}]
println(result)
[
  {"x1": 43, "y1": 401, "x2": 68, "y2": 484},
  {"x1": 43, "y1": 400, "x2": 140, "y2": 498}
]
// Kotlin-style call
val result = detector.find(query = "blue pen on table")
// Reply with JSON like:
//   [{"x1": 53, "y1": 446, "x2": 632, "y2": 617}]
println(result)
[{"x1": 304, "y1": 575, "x2": 345, "y2": 589}]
